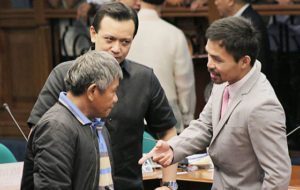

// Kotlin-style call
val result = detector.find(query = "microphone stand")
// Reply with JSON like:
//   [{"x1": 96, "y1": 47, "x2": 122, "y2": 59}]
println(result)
[
  {"x1": 2, "y1": 103, "x2": 28, "y2": 142},
  {"x1": 287, "y1": 126, "x2": 300, "y2": 137}
]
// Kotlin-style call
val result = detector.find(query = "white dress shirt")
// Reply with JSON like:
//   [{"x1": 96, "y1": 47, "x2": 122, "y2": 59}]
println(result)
[
  {"x1": 226, "y1": 60, "x2": 257, "y2": 106},
  {"x1": 127, "y1": 9, "x2": 196, "y2": 132}
]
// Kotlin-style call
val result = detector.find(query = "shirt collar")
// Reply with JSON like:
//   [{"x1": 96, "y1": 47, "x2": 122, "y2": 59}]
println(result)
[
  {"x1": 226, "y1": 60, "x2": 257, "y2": 100},
  {"x1": 59, "y1": 92, "x2": 102, "y2": 127},
  {"x1": 120, "y1": 59, "x2": 130, "y2": 76},
  {"x1": 234, "y1": 3, "x2": 250, "y2": 17}
]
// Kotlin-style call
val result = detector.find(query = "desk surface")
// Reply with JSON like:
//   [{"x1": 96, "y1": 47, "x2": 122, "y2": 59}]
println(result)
[
  {"x1": 144, "y1": 165, "x2": 300, "y2": 189},
  {"x1": 290, "y1": 165, "x2": 300, "y2": 187},
  {"x1": 144, "y1": 168, "x2": 213, "y2": 183}
]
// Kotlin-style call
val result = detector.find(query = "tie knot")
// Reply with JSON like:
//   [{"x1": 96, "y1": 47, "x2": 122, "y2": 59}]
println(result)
[
  {"x1": 223, "y1": 86, "x2": 230, "y2": 100},
  {"x1": 91, "y1": 119, "x2": 104, "y2": 130}
]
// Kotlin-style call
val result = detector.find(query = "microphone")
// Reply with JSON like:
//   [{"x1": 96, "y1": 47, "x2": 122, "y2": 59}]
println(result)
[
  {"x1": 287, "y1": 126, "x2": 300, "y2": 137},
  {"x1": 2, "y1": 103, "x2": 28, "y2": 141}
]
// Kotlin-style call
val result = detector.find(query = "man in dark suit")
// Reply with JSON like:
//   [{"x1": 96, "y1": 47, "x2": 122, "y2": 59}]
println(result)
[{"x1": 214, "y1": 0, "x2": 271, "y2": 78}]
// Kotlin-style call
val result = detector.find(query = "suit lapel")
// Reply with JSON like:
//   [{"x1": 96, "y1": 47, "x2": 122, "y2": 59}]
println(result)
[
  {"x1": 211, "y1": 83, "x2": 225, "y2": 129},
  {"x1": 210, "y1": 61, "x2": 262, "y2": 144},
  {"x1": 241, "y1": 5, "x2": 253, "y2": 18}
]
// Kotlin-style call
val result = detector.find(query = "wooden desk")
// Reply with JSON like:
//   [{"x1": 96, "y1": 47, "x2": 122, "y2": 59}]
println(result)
[
  {"x1": 143, "y1": 166, "x2": 300, "y2": 190},
  {"x1": 290, "y1": 166, "x2": 300, "y2": 187},
  {"x1": 143, "y1": 168, "x2": 213, "y2": 190},
  {"x1": 0, "y1": 162, "x2": 298, "y2": 189}
]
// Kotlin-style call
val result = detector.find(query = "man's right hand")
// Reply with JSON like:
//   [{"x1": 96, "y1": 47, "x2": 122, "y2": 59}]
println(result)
[{"x1": 138, "y1": 140, "x2": 174, "y2": 167}]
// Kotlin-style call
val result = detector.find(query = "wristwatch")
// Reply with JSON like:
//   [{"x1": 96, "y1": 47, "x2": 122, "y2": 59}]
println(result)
[{"x1": 161, "y1": 181, "x2": 178, "y2": 190}]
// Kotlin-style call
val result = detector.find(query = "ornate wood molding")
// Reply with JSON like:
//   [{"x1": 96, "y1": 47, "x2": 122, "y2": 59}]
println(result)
[
  {"x1": 0, "y1": 10, "x2": 35, "y2": 27},
  {"x1": 254, "y1": 4, "x2": 300, "y2": 15}
]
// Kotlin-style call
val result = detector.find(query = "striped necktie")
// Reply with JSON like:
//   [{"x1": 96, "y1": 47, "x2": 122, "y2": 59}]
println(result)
[
  {"x1": 98, "y1": 128, "x2": 114, "y2": 190},
  {"x1": 92, "y1": 119, "x2": 114, "y2": 190}
]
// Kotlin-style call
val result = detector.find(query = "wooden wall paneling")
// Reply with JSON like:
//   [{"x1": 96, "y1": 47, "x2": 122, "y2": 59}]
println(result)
[
  {"x1": 0, "y1": 27, "x2": 37, "y2": 137},
  {"x1": 254, "y1": 4, "x2": 300, "y2": 15},
  {"x1": 3, "y1": 29, "x2": 51, "y2": 137},
  {"x1": 33, "y1": 0, "x2": 47, "y2": 25},
  {"x1": 9, "y1": 28, "x2": 36, "y2": 106},
  {"x1": 0, "y1": 4, "x2": 52, "y2": 138},
  {"x1": 30, "y1": 0, "x2": 52, "y2": 106},
  {"x1": 0, "y1": 10, "x2": 35, "y2": 28},
  {"x1": 207, "y1": 0, "x2": 220, "y2": 24},
  {"x1": 0, "y1": 29, "x2": 12, "y2": 106},
  {"x1": 33, "y1": 25, "x2": 53, "y2": 93},
  {"x1": 0, "y1": 0, "x2": 11, "y2": 9},
  {"x1": 0, "y1": 26, "x2": 12, "y2": 137},
  {"x1": 0, "y1": 28, "x2": 30, "y2": 137},
  {"x1": 162, "y1": 6, "x2": 208, "y2": 17},
  {"x1": 193, "y1": 57, "x2": 210, "y2": 118}
]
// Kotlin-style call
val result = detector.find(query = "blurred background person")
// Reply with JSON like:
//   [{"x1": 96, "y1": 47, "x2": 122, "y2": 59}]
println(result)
[
  {"x1": 47, "y1": 0, "x2": 92, "y2": 61},
  {"x1": 214, "y1": 0, "x2": 271, "y2": 79},
  {"x1": 127, "y1": 0, "x2": 196, "y2": 133}
]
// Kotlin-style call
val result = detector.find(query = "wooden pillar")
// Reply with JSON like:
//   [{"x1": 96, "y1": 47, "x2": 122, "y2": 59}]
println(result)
[
  {"x1": 0, "y1": 0, "x2": 52, "y2": 137},
  {"x1": 0, "y1": 0, "x2": 11, "y2": 9},
  {"x1": 207, "y1": 0, "x2": 220, "y2": 24},
  {"x1": 0, "y1": 29, "x2": 12, "y2": 105}
]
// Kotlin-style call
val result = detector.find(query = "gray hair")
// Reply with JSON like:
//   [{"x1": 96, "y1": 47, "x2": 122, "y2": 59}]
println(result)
[{"x1": 65, "y1": 51, "x2": 123, "y2": 95}]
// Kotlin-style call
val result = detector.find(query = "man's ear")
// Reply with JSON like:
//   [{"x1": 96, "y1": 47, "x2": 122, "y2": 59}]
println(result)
[
  {"x1": 240, "y1": 55, "x2": 251, "y2": 69},
  {"x1": 90, "y1": 26, "x2": 97, "y2": 43},
  {"x1": 87, "y1": 83, "x2": 97, "y2": 101}
]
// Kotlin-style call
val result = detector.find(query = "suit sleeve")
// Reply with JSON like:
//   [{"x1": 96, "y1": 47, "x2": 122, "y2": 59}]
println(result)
[
  {"x1": 32, "y1": 120, "x2": 77, "y2": 189},
  {"x1": 27, "y1": 63, "x2": 71, "y2": 127},
  {"x1": 168, "y1": 91, "x2": 214, "y2": 163},
  {"x1": 248, "y1": 100, "x2": 291, "y2": 189}
]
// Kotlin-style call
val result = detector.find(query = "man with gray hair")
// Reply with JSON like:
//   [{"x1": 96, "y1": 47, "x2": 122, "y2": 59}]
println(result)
[
  {"x1": 21, "y1": 51, "x2": 122, "y2": 190},
  {"x1": 27, "y1": 2, "x2": 178, "y2": 189}
]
